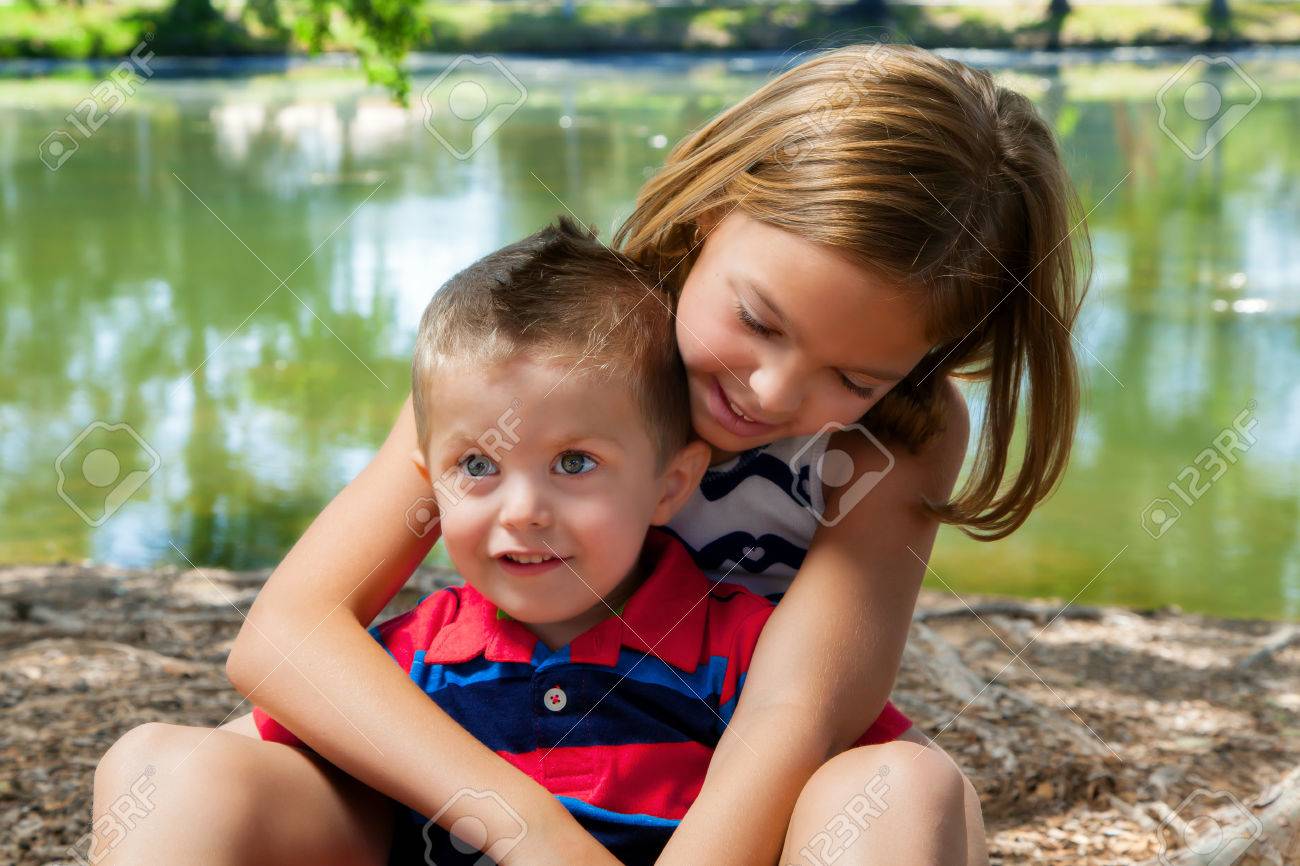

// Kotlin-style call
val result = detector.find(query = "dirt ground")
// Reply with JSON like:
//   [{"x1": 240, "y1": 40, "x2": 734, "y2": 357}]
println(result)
[{"x1": 3, "y1": 561, "x2": 1298, "y2": 865}]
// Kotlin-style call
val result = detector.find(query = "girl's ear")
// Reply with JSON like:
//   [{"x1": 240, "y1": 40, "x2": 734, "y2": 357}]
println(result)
[
  {"x1": 650, "y1": 439, "x2": 712, "y2": 526},
  {"x1": 695, "y1": 208, "x2": 723, "y2": 238},
  {"x1": 410, "y1": 447, "x2": 432, "y2": 483}
]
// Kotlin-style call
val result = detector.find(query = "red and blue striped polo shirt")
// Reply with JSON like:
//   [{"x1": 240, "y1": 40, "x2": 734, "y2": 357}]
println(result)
[{"x1": 254, "y1": 528, "x2": 909, "y2": 864}]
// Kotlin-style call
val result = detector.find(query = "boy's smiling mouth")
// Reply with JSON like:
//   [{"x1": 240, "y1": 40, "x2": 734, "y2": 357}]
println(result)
[
  {"x1": 501, "y1": 551, "x2": 560, "y2": 564},
  {"x1": 495, "y1": 550, "x2": 571, "y2": 576}
]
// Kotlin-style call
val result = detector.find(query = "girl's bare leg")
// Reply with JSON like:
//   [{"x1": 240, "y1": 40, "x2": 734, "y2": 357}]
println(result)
[
  {"x1": 779, "y1": 729, "x2": 988, "y2": 866},
  {"x1": 92, "y1": 712, "x2": 394, "y2": 866}
]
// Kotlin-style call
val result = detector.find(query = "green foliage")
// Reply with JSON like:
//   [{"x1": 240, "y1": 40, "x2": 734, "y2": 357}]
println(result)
[
  {"x1": 5, "y1": 0, "x2": 1300, "y2": 98},
  {"x1": 299, "y1": 0, "x2": 421, "y2": 102}
]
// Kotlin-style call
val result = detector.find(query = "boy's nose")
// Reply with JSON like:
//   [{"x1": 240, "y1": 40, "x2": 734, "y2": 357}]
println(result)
[{"x1": 497, "y1": 477, "x2": 553, "y2": 530}]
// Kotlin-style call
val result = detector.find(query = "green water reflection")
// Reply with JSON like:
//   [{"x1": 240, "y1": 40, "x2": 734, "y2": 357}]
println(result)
[{"x1": 1, "y1": 52, "x2": 1297, "y2": 619}]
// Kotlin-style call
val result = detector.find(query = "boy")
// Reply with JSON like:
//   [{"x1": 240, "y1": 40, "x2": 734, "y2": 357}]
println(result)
[{"x1": 254, "y1": 216, "x2": 777, "y2": 864}]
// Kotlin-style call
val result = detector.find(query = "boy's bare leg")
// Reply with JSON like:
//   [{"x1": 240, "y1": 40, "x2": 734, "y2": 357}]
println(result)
[{"x1": 93, "y1": 712, "x2": 394, "y2": 866}]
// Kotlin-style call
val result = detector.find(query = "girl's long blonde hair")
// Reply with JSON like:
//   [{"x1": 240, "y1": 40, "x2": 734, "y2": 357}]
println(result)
[{"x1": 615, "y1": 43, "x2": 1089, "y2": 540}]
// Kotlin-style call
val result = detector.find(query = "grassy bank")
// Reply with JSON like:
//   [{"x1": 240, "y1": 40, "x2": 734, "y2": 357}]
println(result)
[{"x1": 4, "y1": 0, "x2": 1300, "y2": 62}]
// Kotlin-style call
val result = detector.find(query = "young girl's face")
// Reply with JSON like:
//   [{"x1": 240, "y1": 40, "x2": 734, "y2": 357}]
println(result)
[{"x1": 675, "y1": 211, "x2": 934, "y2": 458}]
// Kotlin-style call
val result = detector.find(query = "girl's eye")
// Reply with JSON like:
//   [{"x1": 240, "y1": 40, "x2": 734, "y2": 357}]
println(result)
[
  {"x1": 459, "y1": 453, "x2": 498, "y2": 478},
  {"x1": 554, "y1": 452, "x2": 597, "y2": 476},
  {"x1": 839, "y1": 374, "x2": 875, "y2": 400},
  {"x1": 735, "y1": 301, "x2": 778, "y2": 337}
]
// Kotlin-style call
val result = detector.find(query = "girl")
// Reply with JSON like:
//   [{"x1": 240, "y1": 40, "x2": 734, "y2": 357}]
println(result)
[{"x1": 94, "y1": 43, "x2": 1084, "y2": 866}]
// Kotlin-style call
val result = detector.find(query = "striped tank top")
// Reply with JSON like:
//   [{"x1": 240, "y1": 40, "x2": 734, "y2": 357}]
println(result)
[
  {"x1": 662, "y1": 430, "x2": 914, "y2": 743},
  {"x1": 663, "y1": 431, "x2": 831, "y2": 599}
]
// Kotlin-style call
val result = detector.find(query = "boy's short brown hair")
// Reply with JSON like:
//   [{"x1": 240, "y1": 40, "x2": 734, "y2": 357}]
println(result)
[{"x1": 412, "y1": 216, "x2": 692, "y2": 467}]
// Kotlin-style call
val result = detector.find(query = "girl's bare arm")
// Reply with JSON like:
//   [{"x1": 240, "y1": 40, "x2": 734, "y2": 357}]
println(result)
[
  {"x1": 658, "y1": 383, "x2": 971, "y2": 865},
  {"x1": 226, "y1": 393, "x2": 620, "y2": 866}
]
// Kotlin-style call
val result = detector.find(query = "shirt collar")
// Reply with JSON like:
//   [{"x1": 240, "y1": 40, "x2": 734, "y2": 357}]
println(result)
[{"x1": 421, "y1": 528, "x2": 709, "y2": 673}]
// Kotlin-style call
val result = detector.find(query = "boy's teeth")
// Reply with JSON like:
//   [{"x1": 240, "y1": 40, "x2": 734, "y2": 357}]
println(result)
[{"x1": 505, "y1": 553, "x2": 554, "y2": 564}]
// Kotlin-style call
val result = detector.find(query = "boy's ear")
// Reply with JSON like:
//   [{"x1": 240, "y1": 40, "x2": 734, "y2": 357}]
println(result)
[
  {"x1": 650, "y1": 439, "x2": 712, "y2": 526},
  {"x1": 410, "y1": 447, "x2": 431, "y2": 483}
]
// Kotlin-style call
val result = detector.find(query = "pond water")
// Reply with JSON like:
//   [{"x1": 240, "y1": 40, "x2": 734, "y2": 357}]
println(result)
[{"x1": 2, "y1": 49, "x2": 1297, "y2": 619}]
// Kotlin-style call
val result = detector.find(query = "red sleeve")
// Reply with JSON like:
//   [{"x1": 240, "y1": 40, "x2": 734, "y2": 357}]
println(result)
[
  {"x1": 250, "y1": 588, "x2": 463, "y2": 748},
  {"x1": 370, "y1": 588, "x2": 463, "y2": 671},
  {"x1": 722, "y1": 607, "x2": 774, "y2": 709},
  {"x1": 707, "y1": 589, "x2": 775, "y2": 711}
]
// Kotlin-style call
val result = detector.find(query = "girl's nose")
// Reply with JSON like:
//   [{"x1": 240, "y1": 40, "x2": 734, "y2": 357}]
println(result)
[
  {"x1": 748, "y1": 357, "x2": 804, "y2": 417},
  {"x1": 497, "y1": 476, "x2": 553, "y2": 530}
]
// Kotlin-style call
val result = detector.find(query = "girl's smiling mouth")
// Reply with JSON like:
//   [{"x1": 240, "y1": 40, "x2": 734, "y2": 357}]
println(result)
[{"x1": 705, "y1": 375, "x2": 779, "y2": 438}]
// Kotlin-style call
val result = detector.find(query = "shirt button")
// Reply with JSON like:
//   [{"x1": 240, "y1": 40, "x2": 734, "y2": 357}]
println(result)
[{"x1": 543, "y1": 686, "x2": 567, "y2": 712}]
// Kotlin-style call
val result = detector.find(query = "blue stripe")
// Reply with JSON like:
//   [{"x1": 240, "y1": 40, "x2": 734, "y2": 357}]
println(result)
[
  {"x1": 367, "y1": 623, "x2": 399, "y2": 665},
  {"x1": 407, "y1": 648, "x2": 729, "y2": 701},
  {"x1": 557, "y1": 797, "x2": 676, "y2": 866},
  {"x1": 424, "y1": 671, "x2": 726, "y2": 751},
  {"x1": 410, "y1": 652, "x2": 535, "y2": 690},
  {"x1": 717, "y1": 669, "x2": 746, "y2": 727},
  {"x1": 556, "y1": 795, "x2": 679, "y2": 828},
  {"x1": 532, "y1": 641, "x2": 567, "y2": 665},
  {"x1": 575, "y1": 648, "x2": 729, "y2": 698}
]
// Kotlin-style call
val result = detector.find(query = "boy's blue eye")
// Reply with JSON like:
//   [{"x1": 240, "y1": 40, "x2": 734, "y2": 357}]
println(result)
[
  {"x1": 460, "y1": 453, "x2": 498, "y2": 477},
  {"x1": 554, "y1": 452, "x2": 596, "y2": 476}
]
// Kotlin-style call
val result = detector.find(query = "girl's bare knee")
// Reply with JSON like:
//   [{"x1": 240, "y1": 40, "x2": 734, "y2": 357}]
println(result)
[
  {"x1": 99, "y1": 722, "x2": 229, "y2": 800},
  {"x1": 93, "y1": 722, "x2": 266, "y2": 866},
  {"x1": 96, "y1": 722, "x2": 182, "y2": 801},
  {"x1": 784, "y1": 741, "x2": 971, "y2": 866},
  {"x1": 959, "y1": 770, "x2": 989, "y2": 866},
  {"x1": 102, "y1": 721, "x2": 394, "y2": 866},
  {"x1": 809, "y1": 740, "x2": 949, "y2": 792}
]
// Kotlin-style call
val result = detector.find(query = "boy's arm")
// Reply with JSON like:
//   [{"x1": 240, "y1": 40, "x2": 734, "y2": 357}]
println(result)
[
  {"x1": 227, "y1": 394, "x2": 620, "y2": 866},
  {"x1": 658, "y1": 388, "x2": 969, "y2": 865}
]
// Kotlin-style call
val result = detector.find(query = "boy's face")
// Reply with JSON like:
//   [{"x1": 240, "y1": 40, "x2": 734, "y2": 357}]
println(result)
[{"x1": 414, "y1": 353, "x2": 706, "y2": 633}]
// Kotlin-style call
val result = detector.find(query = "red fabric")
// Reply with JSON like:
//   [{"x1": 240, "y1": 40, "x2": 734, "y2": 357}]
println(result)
[
  {"x1": 250, "y1": 526, "x2": 913, "y2": 759},
  {"x1": 254, "y1": 691, "x2": 913, "y2": 752},
  {"x1": 412, "y1": 529, "x2": 727, "y2": 672},
  {"x1": 852, "y1": 700, "x2": 913, "y2": 746},
  {"x1": 500, "y1": 740, "x2": 714, "y2": 820},
  {"x1": 252, "y1": 705, "x2": 306, "y2": 748}
]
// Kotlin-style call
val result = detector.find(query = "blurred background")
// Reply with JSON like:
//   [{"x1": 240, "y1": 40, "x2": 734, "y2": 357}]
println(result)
[
  {"x1": 5, "y1": 5, "x2": 1300, "y2": 866},
  {"x1": 1, "y1": 0, "x2": 1298, "y2": 621}
]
